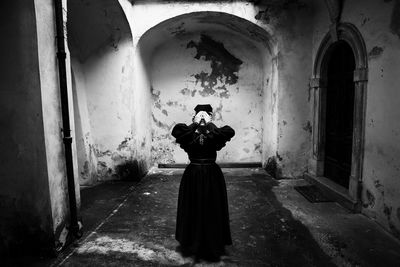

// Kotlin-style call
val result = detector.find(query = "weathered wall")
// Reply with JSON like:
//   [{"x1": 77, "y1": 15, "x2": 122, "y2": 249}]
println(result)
[
  {"x1": 0, "y1": 0, "x2": 55, "y2": 255},
  {"x1": 255, "y1": 1, "x2": 313, "y2": 178},
  {"x1": 68, "y1": 0, "x2": 143, "y2": 185},
  {"x1": 312, "y1": 0, "x2": 400, "y2": 239},
  {"x1": 128, "y1": 1, "x2": 313, "y2": 175},
  {"x1": 149, "y1": 32, "x2": 267, "y2": 163},
  {"x1": 35, "y1": 0, "x2": 80, "y2": 249}
]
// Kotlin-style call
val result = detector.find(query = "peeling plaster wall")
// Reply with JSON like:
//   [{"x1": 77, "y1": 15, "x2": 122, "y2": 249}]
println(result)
[
  {"x1": 312, "y1": 0, "x2": 400, "y2": 239},
  {"x1": 80, "y1": 40, "x2": 135, "y2": 180},
  {"x1": 0, "y1": 0, "x2": 55, "y2": 255},
  {"x1": 128, "y1": 1, "x2": 313, "y2": 175},
  {"x1": 149, "y1": 32, "x2": 268, "y2": 163},
  {"x1": 68, "y1": 0, "x2": 142, "y2": 185},
  {"x1": 255, "y1": 1, "x2": 313, "y2": 178}
]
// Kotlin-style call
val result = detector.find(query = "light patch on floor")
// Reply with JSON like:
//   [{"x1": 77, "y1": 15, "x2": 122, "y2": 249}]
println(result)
[{"x1": 76, "y1": 235, "x2": 189, "y2": 265}]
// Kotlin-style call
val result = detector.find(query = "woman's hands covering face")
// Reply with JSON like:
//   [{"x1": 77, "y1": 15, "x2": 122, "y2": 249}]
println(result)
[{"x1": 193, "y1": 111, "x2": 212, "y2": 125}]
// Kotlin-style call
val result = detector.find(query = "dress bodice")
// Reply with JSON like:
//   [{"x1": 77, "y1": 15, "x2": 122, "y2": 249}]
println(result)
[{"x1": 172, "y1": 122, "x2": 235, "y2": 161}]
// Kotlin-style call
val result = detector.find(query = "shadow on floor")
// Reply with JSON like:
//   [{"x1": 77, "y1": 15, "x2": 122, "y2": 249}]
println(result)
[{"x1": 59, "y1": 169, "x2": 335, "y2": 266}]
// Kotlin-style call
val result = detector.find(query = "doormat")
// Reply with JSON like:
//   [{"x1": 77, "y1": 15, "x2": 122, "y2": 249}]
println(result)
[{"x1": 294, "y1": 185, "x2": 333, "y2": 203}]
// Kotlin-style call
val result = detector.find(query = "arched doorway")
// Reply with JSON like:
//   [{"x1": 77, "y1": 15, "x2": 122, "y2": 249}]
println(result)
[
  {"x1": 324, "y1": 41, "x2": 355, "y2": 188},
  {"x1": 308, "y1": 23, "x2": 368, "y2": 210}
]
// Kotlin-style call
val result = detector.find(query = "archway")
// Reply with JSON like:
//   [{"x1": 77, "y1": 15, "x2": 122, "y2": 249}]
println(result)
[
  {"x1": 134, "y1": 11, "x2": 275, "y2": 166},
  {"x1": 309, "y1": 23, "x2": 368, "y2": 208}
]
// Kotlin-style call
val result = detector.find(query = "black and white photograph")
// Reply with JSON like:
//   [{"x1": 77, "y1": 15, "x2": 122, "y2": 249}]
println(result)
[{"x1": 1, "y1": 0, "x2": 400, "y2": 266}]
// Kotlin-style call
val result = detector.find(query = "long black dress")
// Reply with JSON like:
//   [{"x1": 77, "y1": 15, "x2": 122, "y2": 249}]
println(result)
[{"x1": 172, "y1": 122, "x2": 235, "y2": 260}]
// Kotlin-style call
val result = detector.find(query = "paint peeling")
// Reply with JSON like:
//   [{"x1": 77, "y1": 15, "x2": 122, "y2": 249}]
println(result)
[
  {"x1": 151, "y1": 86, "x2": 160, "y2": 100},
  {"x1": 363, "y1": 190, "x2": 375, "y2": 208},
  {"x1": 360, "y1": 13, "x2": 371, "y2": 26},
  {"x1": 169, "y1": 22, "x2": 186, "y2": 37},
  {"x1": 276, "y1": 152, "x2": 283, "y2": 161},
  {"x1": 81, "y1": 161, "x2": 90, "y2": 178},
  {"x1": 384, "y1": 204, "x2": 392, "y2": 218},
  {"x1": 97, "y1": 161, "x2": 112, "y2": 177},
  {"x1": 117, "y1": 137, "x2": 132, "y2": 151},
  {"x1": 368, "y1": 46, "x2": 384, "y2": 59},
  {"x1": 302, "y1": 121, "x2": 312, "y2": 134},
  {"x1": 187, "y1": 34, "x2": 243, "y2": 97},
  {"x1": 166, "y1": 100, "x2": 178, "y2": 106},
  {"x1": 254, "y1": 0, "x2": 308, "y2": 27},
  {"x1": 152, "y1": 114, "x2": 172, "y2": 130}
]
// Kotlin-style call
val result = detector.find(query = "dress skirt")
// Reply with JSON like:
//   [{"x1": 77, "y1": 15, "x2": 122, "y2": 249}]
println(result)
[{"x1": 175, "y1": 162, "x2": 232, "y2": 258}]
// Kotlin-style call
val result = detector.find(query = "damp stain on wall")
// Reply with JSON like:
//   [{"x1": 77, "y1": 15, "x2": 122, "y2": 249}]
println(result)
[
  {"x1": 363, "y1": 189, "x2": 376, "y2": 208},
  {"x1": 187, "y1": 34, "x2": 243, "y2": 97},
  {"x1": 254, "y1": 0, "x2": 308, "y2": 27},
  {"x1": 302, "y1": 120, "x2": 312, "y2": 134},
  {"x1": 152, "y1": 114, "x2": 172, "y2": 130},
  {"x1": 368, "y1": 46, "x2": 384, "y2": 59}
]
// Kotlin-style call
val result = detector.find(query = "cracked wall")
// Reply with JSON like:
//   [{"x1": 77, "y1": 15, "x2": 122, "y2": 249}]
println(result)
[
  {"x1": 312, "y1": 0, "x2": 400, "y2": 239},
  {"x1": 149, "y1": 32, "x2": 267, "y2": 163},
  {"x1": 68, "y1": 0, "x2": 145, "y2": 185},
  {"x1": 128, "y1": 1, "x2": 313, "y2": 174}
]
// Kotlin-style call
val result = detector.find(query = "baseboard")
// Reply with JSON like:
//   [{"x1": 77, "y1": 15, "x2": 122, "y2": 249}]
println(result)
[{"x1": 158, "y1": 162, "x2": 263, "y2": 168}]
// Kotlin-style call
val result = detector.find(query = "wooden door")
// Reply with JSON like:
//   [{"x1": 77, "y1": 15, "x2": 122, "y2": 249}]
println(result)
[{"x1": 324, "y1": 41, "x2": 355, "y2": 188}]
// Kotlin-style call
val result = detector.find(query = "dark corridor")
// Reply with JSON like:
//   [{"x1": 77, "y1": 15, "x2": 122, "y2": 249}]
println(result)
[{"x1": 324, "y1": 41, "x2": 356, "y2": 189}]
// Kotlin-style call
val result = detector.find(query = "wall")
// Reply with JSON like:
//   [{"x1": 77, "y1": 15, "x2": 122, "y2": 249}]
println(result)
[
  {"x1": 254, "y1": 0, "x2": 314, "y2": 178},
  {"x1": 312, "y1": 0, "x2": 400, "y2": 239},
  {"x1": 0, "y1": 0, "x2": 55, "y2": 255},
  {"x1": 35, "y1": 0, "x2": 80, "y2": 249},
  {"x1": 128, "y1": 1, "x2": 313, "y2": 175},
  {"x1": 68, "y1": 0, "x2": 143, "y2": 185},
  {"x1": 149, "y1": 31, "x2": 267, "y2": 164}
]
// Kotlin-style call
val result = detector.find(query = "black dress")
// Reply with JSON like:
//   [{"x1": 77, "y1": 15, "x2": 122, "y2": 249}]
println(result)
[{"x1": 172, "y1": 122, "x2": 235, "y2": 260}]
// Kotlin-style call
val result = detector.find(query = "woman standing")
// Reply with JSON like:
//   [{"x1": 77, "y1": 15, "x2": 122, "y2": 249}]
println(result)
[{"x1": 172, "y1": 104, "x2": 235, "y2": 262}]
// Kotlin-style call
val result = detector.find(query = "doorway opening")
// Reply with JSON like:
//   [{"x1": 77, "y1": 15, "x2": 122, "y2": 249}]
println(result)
[{"x1": 324, "y1": 41, "x2": 355, "y2": 188}]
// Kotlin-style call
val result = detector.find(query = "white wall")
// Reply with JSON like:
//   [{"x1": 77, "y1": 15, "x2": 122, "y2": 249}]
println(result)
[
  {"x1": 127, "y1": 1, "x2": 313, "y2": 174},
  {"x1": 148, "y1": 31, "x2": 268, "y2": 164},
  {"x1": 68, "y1": 0, "x2": 140, "y2": 184}
]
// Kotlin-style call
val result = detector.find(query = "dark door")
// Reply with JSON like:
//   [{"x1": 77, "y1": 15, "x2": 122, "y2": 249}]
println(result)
[{"x1": 324, "y1": 41, "x2": 355, "y2": 188}]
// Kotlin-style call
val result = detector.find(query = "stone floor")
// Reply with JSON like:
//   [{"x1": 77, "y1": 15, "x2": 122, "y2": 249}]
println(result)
[{"x1": 10, "y1": 168, "x2": 400, "y2": 266}]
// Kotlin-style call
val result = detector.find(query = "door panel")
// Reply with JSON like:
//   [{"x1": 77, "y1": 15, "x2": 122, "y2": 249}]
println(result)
[{"x1": 324, "y1": 41, "x2": 355, "y2": 188}]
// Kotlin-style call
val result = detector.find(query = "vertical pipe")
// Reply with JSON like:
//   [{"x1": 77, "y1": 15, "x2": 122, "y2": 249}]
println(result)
[{"x1": 54, "y1": 0, "x2": 80, "y2": 237}]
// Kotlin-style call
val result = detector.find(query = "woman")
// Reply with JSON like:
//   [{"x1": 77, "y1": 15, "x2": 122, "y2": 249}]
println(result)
[{"x1": 171, "y1": 104, "x2": 235, "y2": 262}]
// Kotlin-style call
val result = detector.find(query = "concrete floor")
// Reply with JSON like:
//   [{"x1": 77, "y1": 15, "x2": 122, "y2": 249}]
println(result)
[{"x1": 12, "y1": 168, "x2": 400, "y2": 266}]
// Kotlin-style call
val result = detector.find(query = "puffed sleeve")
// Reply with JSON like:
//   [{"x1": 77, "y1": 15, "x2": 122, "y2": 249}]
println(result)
[
  {"x1": 172, "y1": 123, "x2": 197, "y2": 151},
  {"x1": 207, "y1": 123, "x2": 235, "y2": 151}
]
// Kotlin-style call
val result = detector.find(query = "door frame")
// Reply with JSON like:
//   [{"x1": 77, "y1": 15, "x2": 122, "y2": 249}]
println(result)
[{"x1": 309, "y1": 23, "x2": 368, "y2": 208}]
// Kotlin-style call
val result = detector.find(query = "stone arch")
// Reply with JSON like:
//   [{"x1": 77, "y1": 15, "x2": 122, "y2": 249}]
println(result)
[
  {"x1": 313, "y1": 23, "x2": 368, "y2": 78},
  {"x1": 309, "y1": 22, "x2": 368, "y2": 210},
  {"x1": 137, "y1": 11, "x2": 276, "y2": 54},
  {"x1": 133, "y1": 11, "x2": 277, "y2": 165}
]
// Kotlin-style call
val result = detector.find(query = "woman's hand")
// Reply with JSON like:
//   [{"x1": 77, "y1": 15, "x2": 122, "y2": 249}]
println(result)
[{"x1": 193, "y1": 111, "x2": 212, "y2": 125}]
